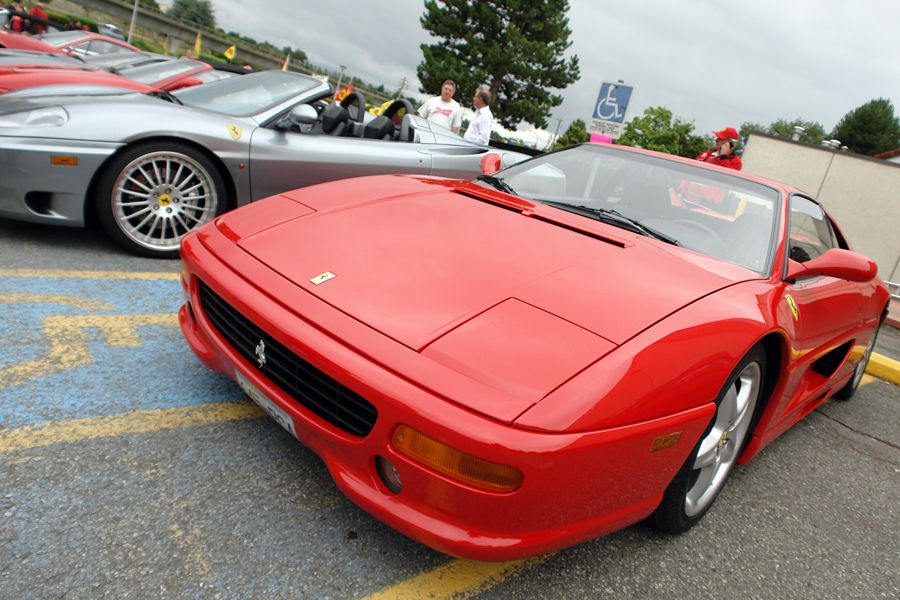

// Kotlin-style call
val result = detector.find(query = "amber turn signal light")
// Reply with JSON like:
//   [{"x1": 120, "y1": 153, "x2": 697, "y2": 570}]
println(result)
[{"x1": 391, "y1": 424, "x2": 523, "y2": 493}]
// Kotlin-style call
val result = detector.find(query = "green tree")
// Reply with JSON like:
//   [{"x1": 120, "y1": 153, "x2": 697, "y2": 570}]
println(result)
[
  {"x1": 741, "y1": 118, "x2": 825, "y2": 145},
  {"x1": 770, "y1": 118, "x2": 826, "y2": 145},
  {"x1": 167, "y1": 0, "x2": 215, "y2": 28},
  {"x1": 136, "y1": 0, "x2": 160, "y2": 10},
  {"x1": 617, "y1": 107, "x2": 710, "y2": 159},
  {"x1": 553, "y1": 119, "x2": 588, "y2": 150},
  {"x1": 280, "y1": 46, "x2": 308, "y2": 64},
  {"x1": 417, "y1": 0, "x2": 580, "y2": 130},
  {"x1": 739, "y1": 121, "x2": 766, "y2": 137},
  {"x1": 831, "y1": 98, "x2": 900, "y2": 156}
]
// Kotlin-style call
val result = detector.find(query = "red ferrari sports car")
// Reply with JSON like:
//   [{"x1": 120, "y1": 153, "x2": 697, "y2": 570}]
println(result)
[
  {"x1": 34, "y1": 30, "x2": 140, "y2": 55},
  {"x1": 0, "y1": 64, "x2": 151, "y2": 93},
  {"x1": 0, "y1": 28, "x2": 64, "y2": 53},
  {"x1": 0, "y1": 58, "x2": 242, "y2": 93},
  {"x1": 178, "y1": 142, "x2": 889, "y2": 560}
]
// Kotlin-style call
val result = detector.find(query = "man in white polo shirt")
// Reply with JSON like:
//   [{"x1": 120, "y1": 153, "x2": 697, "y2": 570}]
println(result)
[
  {"x1": 463, "y1": 88, "x2": 493, "y2": 145},
  {"x1": 417, "y1": 80, "x2": 463, "y2": 133}
]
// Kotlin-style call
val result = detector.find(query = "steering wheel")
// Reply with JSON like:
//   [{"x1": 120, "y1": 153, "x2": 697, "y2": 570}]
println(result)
[
  {"x1": 673, "y1": 219, "x2": 722, "y2": 241},
  {"x1": 340, "y1": 91, "x2": 368, "y2": 123},
  {"x1": 382, "y1": 98, "x2": 414, "y2": 121}
]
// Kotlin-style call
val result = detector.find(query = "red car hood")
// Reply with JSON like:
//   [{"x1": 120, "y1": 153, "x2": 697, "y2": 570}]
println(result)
[
  {"x1": 221, "y1": 176, "x2": 760, "y2": 420},
  {"x1": 0, "y1": 68, "x2": 151, "y2": 93}
]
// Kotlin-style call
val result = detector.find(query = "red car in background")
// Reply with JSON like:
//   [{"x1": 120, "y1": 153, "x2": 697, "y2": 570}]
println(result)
[
  {"x1": 0, "y1": 29, "x2": 62, "y2": 53},
  {"x1": 35, "y1": 30, "x2": 141, "y2": 55},
  {"x1": 0, "y1": 58, "x2": 243, "y2": 93}
]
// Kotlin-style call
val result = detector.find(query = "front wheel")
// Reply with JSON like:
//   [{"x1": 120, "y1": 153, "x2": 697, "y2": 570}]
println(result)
[
  {"x1": 96, "y1": 142, "x2": 225, "y2": 258},
  {"x1": 652, "y1": 345, "x2": 766, "y2": 533}
]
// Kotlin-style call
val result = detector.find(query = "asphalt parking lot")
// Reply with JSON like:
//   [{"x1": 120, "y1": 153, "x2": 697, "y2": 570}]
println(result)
[{"x1": 2, "y1": 217, "x2": 899, "y2": 600}]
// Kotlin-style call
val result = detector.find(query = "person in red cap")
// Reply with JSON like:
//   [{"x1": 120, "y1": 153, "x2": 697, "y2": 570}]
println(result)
[{"x1": 697, "y1": 127, "x2": 742, "y2": 170}]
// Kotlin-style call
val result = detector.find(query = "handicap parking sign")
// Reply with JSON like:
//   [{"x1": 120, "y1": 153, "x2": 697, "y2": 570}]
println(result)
[{"x1": 589, "y1": 81, "x2": 634, "y2": 139}]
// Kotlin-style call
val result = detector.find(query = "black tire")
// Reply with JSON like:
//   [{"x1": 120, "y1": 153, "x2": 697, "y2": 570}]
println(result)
[
  {"x1": 833, "y1": 321, "x2": 882, "y2": 400},
  {"x1": 652, "y1": 344, "x2": 766, "y2": 533},
  {"x1": 95, "y1": 141, "x2": 225, "y2": 258}
]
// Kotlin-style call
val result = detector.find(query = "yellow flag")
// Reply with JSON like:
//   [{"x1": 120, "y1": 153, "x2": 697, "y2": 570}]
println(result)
[
  {"x1": 281, "y1": 54, "x2": 290, "y2": 71},
  {"x1": 193, "y1": 32, "x2": 202, "y2": 57},
  {"x1": 224, "y1": 45, "x2": 235, "y2": 61}
]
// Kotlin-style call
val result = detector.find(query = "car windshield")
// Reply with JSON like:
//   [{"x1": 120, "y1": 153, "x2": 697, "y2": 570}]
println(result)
[
  {"x1": 123, "y1": 59, "x2": 201, "y2": 84},
  {"x1": 481, "y1": 144, "x2": 780, "y2": 274},
  {"x1": 82, "y1": 52, "x2": 155, "y2": 69},
  {"x1": 172, "y1": 70, "x2": 320, "y2": 116}
]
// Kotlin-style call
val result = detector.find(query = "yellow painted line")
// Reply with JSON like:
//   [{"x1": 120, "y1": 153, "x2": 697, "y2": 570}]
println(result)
[
  {"x1": 867, "y1": 353, "x2": 900, "y2": 387},
  {"x1": 0, "y1": 401, "x2": 265, "y2": 453},
  {"x1": 0, "y1": 293, "x2": 117, "y2": 311},
  {"x1": 0, "y1": 269, "x2": 179, "y2": 280},
  {"x1": 361, "y1": 553, "x2": 555, "y2": 600},
  {"x1": 0, "y1": 314, "x2": 178, "y2": 390}
]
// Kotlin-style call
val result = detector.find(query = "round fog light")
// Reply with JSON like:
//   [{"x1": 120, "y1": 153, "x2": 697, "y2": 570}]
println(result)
[{"x1": 376, "y1": 456, "x2": 402, "y2": 494}]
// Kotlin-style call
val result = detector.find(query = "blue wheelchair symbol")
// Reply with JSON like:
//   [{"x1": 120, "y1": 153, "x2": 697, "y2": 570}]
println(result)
[{"x1": 593, "y1": 83, "x2": 633, "y2": 124}]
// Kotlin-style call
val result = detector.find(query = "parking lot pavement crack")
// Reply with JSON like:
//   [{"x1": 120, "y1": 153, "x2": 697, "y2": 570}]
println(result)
[{"x1": 814, "y1": 409, "x2": 900, "y2": 459}]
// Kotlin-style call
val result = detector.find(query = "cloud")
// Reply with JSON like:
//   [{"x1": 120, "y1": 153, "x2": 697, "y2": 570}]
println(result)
[{"x1": 211, "y1": 0, "x2": 900, "y2": 141}]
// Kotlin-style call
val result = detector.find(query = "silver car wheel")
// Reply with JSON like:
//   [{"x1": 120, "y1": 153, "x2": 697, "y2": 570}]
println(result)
[
  {"x1": 850, "y1": 334, "x2": 875, "y2": 390},
  {"x1": 684, "y1": 361, "x2": 761, "y2": 518},
  {"x1": 835, "y1": 323, "x2": 881, "y2": 400},
  {"x1": 111, "y1": 150, "x2": 219, "y2": 253}
]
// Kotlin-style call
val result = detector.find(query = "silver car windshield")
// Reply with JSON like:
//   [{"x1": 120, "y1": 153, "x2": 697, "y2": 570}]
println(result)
[
  {"x1": 172, "y1": 70, "x2": 320, "y2": 117},
  {"x1": 484, "y1": 144, "x2": 780, "y2": 274}
]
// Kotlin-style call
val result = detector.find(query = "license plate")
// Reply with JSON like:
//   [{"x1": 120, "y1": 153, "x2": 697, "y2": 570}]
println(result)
[{"x1": 237, "y1": 372, "x2": 299, "y2": 440}]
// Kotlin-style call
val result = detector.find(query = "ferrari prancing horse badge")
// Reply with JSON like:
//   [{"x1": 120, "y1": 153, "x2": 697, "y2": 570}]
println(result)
[
  {"x1": 228, "y1": 125, "x2": 242, "y2": 140},
  {"x1": 786, "y1": 295, "x2": 799, "y2": 321}
]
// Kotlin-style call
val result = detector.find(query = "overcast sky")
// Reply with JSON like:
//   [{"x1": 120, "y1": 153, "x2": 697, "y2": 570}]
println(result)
[{"x1": 212, "y1": 0, "x2": 900, "y2": 145}]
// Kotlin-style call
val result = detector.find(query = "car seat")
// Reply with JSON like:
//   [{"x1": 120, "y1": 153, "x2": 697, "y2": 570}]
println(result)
[
  {"x1": 311, "y1": 102, "x2": 349, "y2": 136},
  {"x1": 364, "y1": 116, "x2": 395, "y2": 139}
]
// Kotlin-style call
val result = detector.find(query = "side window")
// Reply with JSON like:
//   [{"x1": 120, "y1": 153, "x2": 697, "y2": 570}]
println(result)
[
  {"x1": 69, "y1": 41, "x2": 90, "y2": 55},
  {"x1": 194, "y1": 71, "x2": 232, "y2": 84},
  {"x1": 788, "y1": 196, "x2": 835, "y2": 263},
  {"x1": 90, "y1": 41, "x2": 124, "y2": 55}
]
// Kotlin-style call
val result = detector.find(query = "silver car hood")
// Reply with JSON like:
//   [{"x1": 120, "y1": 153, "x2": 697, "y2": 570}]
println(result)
[{"x1": 0, "y1": 84, "x2": 141, "y2": 100}]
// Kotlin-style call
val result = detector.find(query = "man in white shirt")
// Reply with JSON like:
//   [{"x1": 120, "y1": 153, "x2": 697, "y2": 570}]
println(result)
[
  {"x1": 417, "y1": 80, "x2": 463, "y2": 133},
  {"x1": 463, "y1": 88, "x2": 493, "y2": 145}
]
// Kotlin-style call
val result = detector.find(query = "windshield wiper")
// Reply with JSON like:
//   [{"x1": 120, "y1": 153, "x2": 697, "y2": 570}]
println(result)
[
  {"x1": 475, "y1": 174, "x2": 518, "y2": 196},
  {"x1": 148, "y1": 90, "x2": 183, "y2": 105},
  {"x1": 539, "y1": 200, "x2": 680, "y2": 246}
]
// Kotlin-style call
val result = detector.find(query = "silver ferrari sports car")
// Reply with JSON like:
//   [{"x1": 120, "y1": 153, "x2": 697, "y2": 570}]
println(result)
[{"x1": 0, "y1": 70, "x2": 524, "y2": 257}]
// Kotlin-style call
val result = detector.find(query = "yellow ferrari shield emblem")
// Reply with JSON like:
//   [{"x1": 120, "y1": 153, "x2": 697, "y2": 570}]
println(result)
[
  {"x1": 786, "y1": 295, "x2": 799, "y2": 321},
  {"x1": 228, "y1": 125, "x2": 242, "y2": 140}
]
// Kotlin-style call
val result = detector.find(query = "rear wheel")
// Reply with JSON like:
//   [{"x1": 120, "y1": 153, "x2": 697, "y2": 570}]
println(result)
[
  {"x1": 652, "y1": 345, "x2": 766, "y2": 533},
  {"x1": 96, "y1": 141, "x2": 225, "y2": 258},
  {"x1": 834, "y1": 322, "x2": 881, "y2": 400}
]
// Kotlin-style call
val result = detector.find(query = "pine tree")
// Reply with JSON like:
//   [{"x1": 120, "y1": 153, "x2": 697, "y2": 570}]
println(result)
[
  {"x1": 417, "y1": 0, "x2": 579, "y2": 130},
  {"x1": 831, "y1": 98, "x2": 900, "y2": 156}
]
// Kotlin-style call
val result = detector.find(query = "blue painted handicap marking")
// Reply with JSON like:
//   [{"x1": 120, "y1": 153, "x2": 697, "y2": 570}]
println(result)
[{"x1": 0, "y1": 276, "x2": 245, "y2": 429}]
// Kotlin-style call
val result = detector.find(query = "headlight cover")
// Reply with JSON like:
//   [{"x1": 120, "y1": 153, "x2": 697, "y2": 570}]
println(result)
[{"x1": 0, "y1": 106, "x2": 69, "y2": 128}]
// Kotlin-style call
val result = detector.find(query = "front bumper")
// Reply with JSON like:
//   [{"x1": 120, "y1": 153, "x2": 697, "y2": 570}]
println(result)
[{"x1": 178, "y1": 227, "x2": 714, "y2": 561}]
